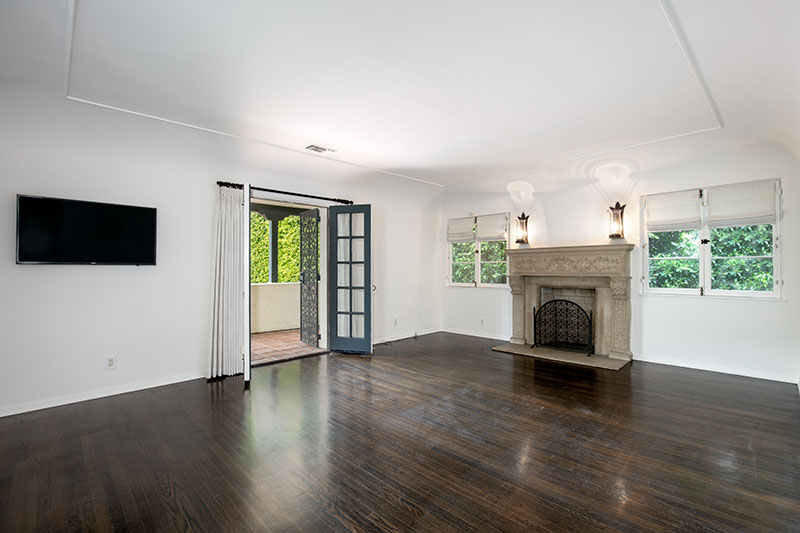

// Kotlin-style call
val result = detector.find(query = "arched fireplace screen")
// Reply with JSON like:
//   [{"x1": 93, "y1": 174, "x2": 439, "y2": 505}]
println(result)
[{"x1": 533, "y1": 299, "x2": 594, "y2": 355}]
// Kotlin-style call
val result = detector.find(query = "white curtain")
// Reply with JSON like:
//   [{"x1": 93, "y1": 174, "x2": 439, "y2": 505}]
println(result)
[{"x1": 209, "y1": 186, "x2": 246, "y2": 378}]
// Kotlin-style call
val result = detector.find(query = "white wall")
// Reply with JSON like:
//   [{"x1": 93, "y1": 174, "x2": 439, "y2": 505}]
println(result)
[
  {"x1": 3, "y1": 2, "x2": 796, "y2": 419},
  {"x1": 0, "y1": 87, "x2": 443, "y2": 416},
  {"x1": 251, "y1": 283, "x2": 301, "y2": 333},
  {"x1": 442, "y1": 135, "x2": 800, "y2": 383}
]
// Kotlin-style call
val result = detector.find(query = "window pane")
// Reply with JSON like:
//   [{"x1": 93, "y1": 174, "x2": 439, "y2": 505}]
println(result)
[
  {"x1": 649, "y1": 259, "x2": 700, "y2": 289},
  {"x1": 711, "y1": 224, "x2": 773, "y2": 257},
  {"x1": 337, "y1": 238, "x2": 350, "y2": 261},
  {"x1": 351, "y1": 213, "x2": 365, "y2": 236},
  {"x1": 337, "y1": 213, "x2": 350, "y2": 236},
  {"x1": 648, "y1": 230, "x2": 699, "y2": 258},
  {"x1": 711, "y1": 258, "x2": 773, "y2": 291},
  {"x1": 480, "y1": 240, "x2": 506, "y2": 262},
  {"x1": 337, "y1": 289, "x2": 350, "y2": 312},
  {"x1": 480, "y1": 262, "x2": 507, "y2": 284},
  {"x1": 451, "y1": 242, "x2": 474, "y2": 263},
  {"x1": 337, "y1": 313, "x2": 350, "y2": 337},
  {"x1": 452, "y1": 262, "x2": 474, "y2": 284},
  {"x1": 351, "y1": 264, "x2": 365, "y2": 287},
  {"x1": 352, "y1": 289, "x2": 365, "y2": 312},
  {"x1": 352, "y1": 238, "x2": 365, "y2": 262},
  {"x1": 352, "y1": 315, "x2": 365, "y2": 338},
  {"x1": 337, "y1": 264, "x2": 349, "y2": 287}
]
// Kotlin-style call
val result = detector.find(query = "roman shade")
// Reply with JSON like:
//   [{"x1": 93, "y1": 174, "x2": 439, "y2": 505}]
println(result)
[
  {"x1": 706, "y1": 179, "x2": 777, "y2": 228},
  {"x1": 644, "y1": 189, "x2": 701, "y2": 232},
  {"x1": 447, "y1": 217, "x2": 475, "y2": 243},
  {"x1": 476, "y1": 213, "x2": 509, "y2": 241}
]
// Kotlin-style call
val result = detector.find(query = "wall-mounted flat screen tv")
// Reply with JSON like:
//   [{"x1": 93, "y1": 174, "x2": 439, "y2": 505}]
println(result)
[{"x1": 16, "y1": 195, "x2": 157, "y2": 265}]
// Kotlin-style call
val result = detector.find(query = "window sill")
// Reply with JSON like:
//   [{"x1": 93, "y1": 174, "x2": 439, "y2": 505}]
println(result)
[
  {"x1": 639, "y1": 290, "x2": 785, "y2": 302},
  {"x1": 447, "y1": 283, "x2": 510, "y2": 290}
]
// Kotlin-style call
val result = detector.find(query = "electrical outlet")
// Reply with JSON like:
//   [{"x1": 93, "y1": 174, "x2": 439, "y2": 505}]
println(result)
[
  {"x1": 105, "y1": 356, "x2": 117, "y2": 370},
  {"x1": 393, "y1": 318, "x2": 398, "y2": 327}
]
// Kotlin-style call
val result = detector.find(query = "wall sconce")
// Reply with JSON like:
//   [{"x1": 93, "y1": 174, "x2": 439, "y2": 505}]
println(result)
[
  {"x1": 608, "y1": 202, "x2": 625, "y2": 239},
  {"x1": 515, "y1": 212, "x2": 529, "y2": 244}
]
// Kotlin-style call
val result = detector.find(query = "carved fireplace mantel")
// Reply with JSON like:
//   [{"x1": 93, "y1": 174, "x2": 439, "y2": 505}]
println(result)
[{"x1": 507, "y1": 243, "x2": 634, "y2": 361}]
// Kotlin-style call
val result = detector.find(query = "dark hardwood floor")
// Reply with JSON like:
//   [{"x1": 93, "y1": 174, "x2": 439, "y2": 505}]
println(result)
[{"x1": 1, "y1": 332, "x2": 798, "y2": 532}]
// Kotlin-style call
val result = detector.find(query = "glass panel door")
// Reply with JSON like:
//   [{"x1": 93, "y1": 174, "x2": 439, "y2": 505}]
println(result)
[{"x1": 329, "y1": 205, "x2": 371, "y2": 353}]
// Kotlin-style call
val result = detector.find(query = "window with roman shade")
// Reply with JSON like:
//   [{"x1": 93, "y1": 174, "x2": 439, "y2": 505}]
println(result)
[
  {"x1": 447, "y1": 213, "x2": 509, "y2": 287},
  {"x1": 642, "y1": 179, "x2": 782, "y2": 297}
]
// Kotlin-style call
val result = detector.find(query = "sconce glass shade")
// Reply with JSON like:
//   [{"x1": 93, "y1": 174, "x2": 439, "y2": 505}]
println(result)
[
  {"x1": 609, "y1": 202, "x2": 625, "y2": 239},
  {"x1": 515, "y1": 212, "x2": 529, "y2": 244}
]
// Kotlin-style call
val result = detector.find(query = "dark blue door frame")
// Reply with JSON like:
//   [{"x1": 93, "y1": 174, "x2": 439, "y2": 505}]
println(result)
[{"x1": 328, "y1": 205, "x2": 371, "y2": 354}]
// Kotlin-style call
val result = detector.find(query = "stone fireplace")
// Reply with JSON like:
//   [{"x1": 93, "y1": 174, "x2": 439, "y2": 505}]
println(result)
[{"x1": 496, "y1": 244, "x2": 634, "y2": 367}]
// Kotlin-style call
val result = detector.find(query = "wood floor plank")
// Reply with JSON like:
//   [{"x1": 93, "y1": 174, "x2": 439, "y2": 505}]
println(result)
[{"x1": 1, "y1": 332, "x2": 799, "y2": 532}]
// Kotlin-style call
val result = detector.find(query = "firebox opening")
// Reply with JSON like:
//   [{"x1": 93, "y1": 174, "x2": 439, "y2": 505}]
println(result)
[{"x1": 533, "y1": 288, "x2": 595, "y2": 355}]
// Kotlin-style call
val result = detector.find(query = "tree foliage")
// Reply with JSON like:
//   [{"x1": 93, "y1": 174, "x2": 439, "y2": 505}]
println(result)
[
  {"x1": 480, "y1": 240, "x2": 507, "y2": 284},
  {"x1": 451, "y1": 242, "x2": 475, "y2": 284},
  {"x1": 451, "y1": 240, "x2": 508, "y2": 284},
  {"x1": 710, "y1": 224, "x2": 773, "y2": 291},
  {"x1": 649, "y1": 224, "x2": 773, "y2": 291},
  {"x1": 648, "y1": 230, "x2": 700, "y2": 289},
  {"x1": 250, "y1": 214, "x2": 301, "y2": 283}
]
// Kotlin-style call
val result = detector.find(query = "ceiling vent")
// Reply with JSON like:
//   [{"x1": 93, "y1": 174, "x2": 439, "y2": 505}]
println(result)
[{"x1": 305, "y1": 144, "x2": 337, "y2": 154}]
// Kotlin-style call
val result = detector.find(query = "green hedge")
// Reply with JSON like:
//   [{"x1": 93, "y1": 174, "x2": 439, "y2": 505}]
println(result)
[
  {"x1": 277, "y1": 216, "x2": 300, "y2": 282},
  {"x1": 250, "y1": 213, "x2": 270, "y2": 283},
  {"x1": 250, "y1": 214, "x2": 300, "y2": 283}
]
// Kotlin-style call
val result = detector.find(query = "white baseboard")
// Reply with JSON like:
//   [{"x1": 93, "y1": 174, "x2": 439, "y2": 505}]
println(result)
[
  {"x1": 5, "y1": 342, "x2": 794, "y2": 417},
  {"x1": 374, "y1": 327, "x2": 441, "y2": 345},
  {"x1": 440, "y1": 327, "x2": 509, "y2": 342},
  {"x1": 634, "y1": 353, "x2": 795, "y2": 384},
  {"x1": 0, "y1": 371, "x2": 206, "y2": 419}
]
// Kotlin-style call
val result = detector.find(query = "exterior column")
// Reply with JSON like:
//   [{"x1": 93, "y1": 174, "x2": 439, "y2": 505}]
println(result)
[
  {"x1": 509, "y1": 275, "x2": 525, "y2": 344},
  {"x1": 269, "y1": 218, "x2": 279, "y2": 283}
]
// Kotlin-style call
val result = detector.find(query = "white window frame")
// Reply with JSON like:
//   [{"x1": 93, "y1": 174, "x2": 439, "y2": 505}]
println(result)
[
  {"x1": 449, "y1": 240, "x2": 477, "y2": 288},
  {"x1": 641, "y1": 180, "x2": 783, "y2": 299},
  {"x1": 643, "y1": 226, "x2": 702, "y2": 296},
  {"x1": 447, "y1": 213, "x2": 510, "y2": 288}
]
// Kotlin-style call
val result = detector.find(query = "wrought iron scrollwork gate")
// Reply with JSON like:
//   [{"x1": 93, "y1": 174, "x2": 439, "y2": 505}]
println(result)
[
  {"x1": 533, "y1": 299, "x2": 593, "y2": 355},
  {"x1": 299, "y1": 209, "x2": 319, "y2": 347}
]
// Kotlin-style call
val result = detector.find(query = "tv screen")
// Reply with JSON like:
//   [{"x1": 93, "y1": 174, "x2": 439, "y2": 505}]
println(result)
[{"x1": 16, "y1": 195, "x2": 157, "y2": 265}]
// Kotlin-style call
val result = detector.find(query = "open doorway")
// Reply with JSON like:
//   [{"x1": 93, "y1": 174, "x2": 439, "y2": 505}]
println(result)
[{"x1": 249, "y1": 198, "x2": 328, "y2": 366}]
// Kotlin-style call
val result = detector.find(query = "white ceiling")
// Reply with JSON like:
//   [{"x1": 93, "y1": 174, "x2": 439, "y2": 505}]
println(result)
[{"x1": 3, "y1": 1, "x2": 798, "y2": 187}]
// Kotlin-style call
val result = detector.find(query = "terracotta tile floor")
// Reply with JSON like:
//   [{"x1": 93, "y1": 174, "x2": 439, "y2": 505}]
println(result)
[{"x1": 251, "y1": 329, "x2": 327, "y2": 366}]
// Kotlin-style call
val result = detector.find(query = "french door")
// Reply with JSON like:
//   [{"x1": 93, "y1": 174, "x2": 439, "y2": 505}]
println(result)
[{"x1": 329, "y1": 205, "x2": 371, "y2": 353}]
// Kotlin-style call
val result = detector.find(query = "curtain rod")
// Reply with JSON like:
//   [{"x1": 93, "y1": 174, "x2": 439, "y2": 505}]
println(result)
[{"x1": 216, "y1": 181, "x2": 353, "y2": 205}]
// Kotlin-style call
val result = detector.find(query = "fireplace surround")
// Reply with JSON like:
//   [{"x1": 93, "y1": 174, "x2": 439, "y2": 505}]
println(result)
[{"x1": 501, "y1": 243, "x2": 635, "y2": 365}]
